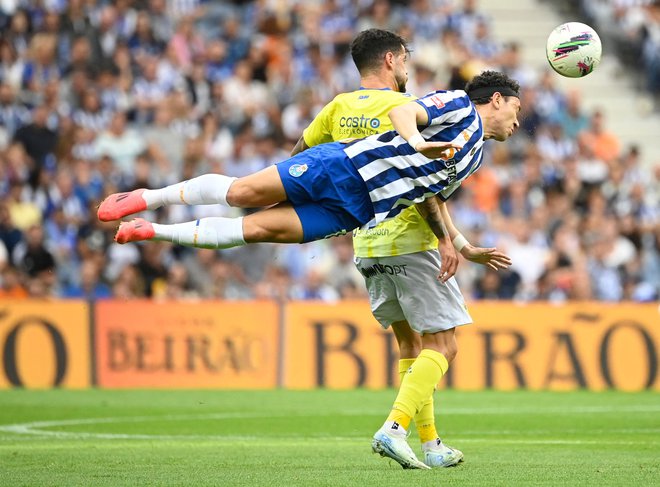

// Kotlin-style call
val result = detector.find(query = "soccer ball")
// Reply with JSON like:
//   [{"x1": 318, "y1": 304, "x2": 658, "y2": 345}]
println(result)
[{"x1": 546, "y1": 22, "x2": 602, "y2": 78}]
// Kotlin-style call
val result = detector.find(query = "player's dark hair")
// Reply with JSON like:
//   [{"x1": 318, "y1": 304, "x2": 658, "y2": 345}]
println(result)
[
  {"x1": 465, "y1": 70, "x2": 520, "y2": 105},
  {"x1": 350, "y1": 29, "x2": 410, "y2": 74}
]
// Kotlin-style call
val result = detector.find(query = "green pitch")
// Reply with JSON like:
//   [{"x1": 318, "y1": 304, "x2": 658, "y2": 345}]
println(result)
[{"x1": 1, "y1": 389, "x2": 658, "y2": 486}]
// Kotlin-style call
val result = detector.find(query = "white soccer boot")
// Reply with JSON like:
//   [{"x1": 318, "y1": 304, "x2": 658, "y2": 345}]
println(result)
[
  {"x1": 372, "y1": 425, "x2": 431, "y2": 470},
  {"x1": 423, "y1": 438, "x2": 464, "y2": 468}
]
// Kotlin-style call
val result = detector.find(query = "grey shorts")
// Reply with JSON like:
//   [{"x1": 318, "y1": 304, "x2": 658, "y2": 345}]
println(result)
[{"x1": 354, "y1": 250, "x2": 472, "y2": 334}]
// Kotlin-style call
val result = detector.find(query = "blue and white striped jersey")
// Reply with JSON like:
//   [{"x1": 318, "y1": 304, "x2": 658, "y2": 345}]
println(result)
[{"x1": 343, "y1": 89, "x2": 485, "y2": 227}]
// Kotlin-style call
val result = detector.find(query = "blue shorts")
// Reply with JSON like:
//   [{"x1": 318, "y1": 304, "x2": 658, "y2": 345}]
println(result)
[{"x1": 276, "y1": 142, "x2": 374, "y2": 243}]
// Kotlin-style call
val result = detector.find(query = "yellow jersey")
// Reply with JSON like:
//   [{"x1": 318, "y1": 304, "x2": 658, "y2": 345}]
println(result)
[{"x1": 303, "y1": 88, "x2": 438, "y2": 258}]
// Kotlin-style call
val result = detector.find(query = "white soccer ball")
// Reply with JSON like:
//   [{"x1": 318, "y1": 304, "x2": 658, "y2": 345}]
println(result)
[{"x1": 546, "y1": 22, "x2": 602, "y2": 78}]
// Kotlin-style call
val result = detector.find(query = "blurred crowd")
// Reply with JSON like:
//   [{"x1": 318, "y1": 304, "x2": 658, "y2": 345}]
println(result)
[
  {"x1": 575, "y1": 0, "x2": 660, "y2": 105},
  {"x1": 0, "y1": 0, "x2": 657, "y2": 303}
]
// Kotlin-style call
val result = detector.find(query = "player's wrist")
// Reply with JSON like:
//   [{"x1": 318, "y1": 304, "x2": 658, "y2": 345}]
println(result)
[
  {"x1": 408, "y1": 133, "x2": 424, "y2": 151},
  {"x1": 452, "y1": 233, "x2": 469, "y2": 252}
]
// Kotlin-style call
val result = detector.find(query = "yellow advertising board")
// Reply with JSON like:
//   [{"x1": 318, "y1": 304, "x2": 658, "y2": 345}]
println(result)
[
  {"x1": 461, "y1": 302, "x2": 660, "y2": 391},
  {"x1": 283, "y1": 301, "x2": 660, "y2": 391},
  {"x1": 95, "y1": 300, "x2": 279, "y2": 388},
  {"x1": 283, "y1": 300, "x2": 400, "y2": 389},
  {"x1": 0, "y1": 301, "x2": 91, "y2": 388}
]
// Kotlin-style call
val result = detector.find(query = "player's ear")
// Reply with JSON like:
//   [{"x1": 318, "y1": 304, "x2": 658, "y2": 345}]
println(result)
[
  {"x1": 384, "y1": 51, "x2": 395, "y2": 66},
  {"x1": 491, "y1": 92, "x2": 502, "y2": 108}
]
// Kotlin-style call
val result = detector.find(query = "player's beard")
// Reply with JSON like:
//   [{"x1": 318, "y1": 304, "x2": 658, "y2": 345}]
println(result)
[{"x1": 396, "y1": 76, "x2": 407, "y2": 93}]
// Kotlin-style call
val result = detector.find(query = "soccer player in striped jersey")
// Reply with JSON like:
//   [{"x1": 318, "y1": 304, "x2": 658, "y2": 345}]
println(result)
[
  {"x1": 99, "y1": 74, "x2": 518, "y2": 469},
  {"x1": 292, "y1": 29, "x2": 512, "y2": 469},
  {"x1": 99, "y1": 70, "x2": 520, "y2": 248}
]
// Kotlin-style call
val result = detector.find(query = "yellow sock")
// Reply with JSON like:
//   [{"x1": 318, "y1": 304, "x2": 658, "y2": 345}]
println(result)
[
  {"x1": 415, "y1": 397, "x2": 438, "y2": 443},
  {"x1": 397, "y1": 358, "x2": 416, "y2": 383},
  {"x1": 398, "y1": 359, "x2": 438, "y2": 442},
  {"x1": 388, "y1": 349, "x2": 449, "y2": 431}
]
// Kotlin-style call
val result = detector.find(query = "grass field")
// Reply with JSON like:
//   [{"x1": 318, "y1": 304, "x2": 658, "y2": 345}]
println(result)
[{"x1": 1, "y1": 389, "x2": 659, "y2": 486}]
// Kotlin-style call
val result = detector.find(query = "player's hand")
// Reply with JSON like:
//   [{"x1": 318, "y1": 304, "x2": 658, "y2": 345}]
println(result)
[
  {"x1": 437, "y1": 237, "x2": 459, "y2": 282},
  {"x1": 415, "y1": 141, "x2": 463, "y2": 160},
  {"x1": 460, "y1": 244, "x2": 512, "y2": 271}
]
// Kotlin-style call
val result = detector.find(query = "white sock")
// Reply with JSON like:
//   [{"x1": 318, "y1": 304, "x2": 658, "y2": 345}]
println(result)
[
  {"x1": 152, "y1": 217, "x2": 245, "y2": 249},
  {"x1": 142, "y1": 174, "x2": 237, "y2": 210},
  {"x1": 382, "y1": 420, "x2": 407, "y2": 437},
  {"x1": 422, "y1": 438, "x2": 442, "y2": 452}
]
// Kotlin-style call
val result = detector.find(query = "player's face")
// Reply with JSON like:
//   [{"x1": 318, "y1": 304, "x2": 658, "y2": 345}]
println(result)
[
  {"x1": 393, "y1": 46, "x2": 408, "y2": 93},
  {"x1": 492, "y1": 95, "x2": 521, "y2": 141}
]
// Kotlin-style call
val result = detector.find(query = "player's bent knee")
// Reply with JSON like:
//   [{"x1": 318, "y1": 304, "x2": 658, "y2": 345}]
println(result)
[
  {"x1": 226, "y1": 181, "x2": 256, "y2": 207},
  {"x1": 242, "y1": 221, "x2": 273, "y2": 243},
  {"x1": 445, "y1": 345, "x2": 458, "y2": 365}
]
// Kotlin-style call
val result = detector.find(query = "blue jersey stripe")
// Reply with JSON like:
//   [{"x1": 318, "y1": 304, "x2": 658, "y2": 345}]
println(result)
[
  {"x1": 368, "y1": 158, "x2": 448, "y2": 189},
  {"x1": 350, "y1": 140, "x2": 415, "y2": 169}
]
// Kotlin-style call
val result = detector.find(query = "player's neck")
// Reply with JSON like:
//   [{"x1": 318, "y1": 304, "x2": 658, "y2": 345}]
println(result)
[
  {"x1": 360, "y1": 73, "x2": 397, "y2": 92},
  {"x1": 475, "y1": 105, "x2": 495, "y2": 140}
]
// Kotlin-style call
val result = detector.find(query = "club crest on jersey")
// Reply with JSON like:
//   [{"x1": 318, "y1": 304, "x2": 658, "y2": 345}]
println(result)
[{"x1": 289, "y1": 164, "x2": 308, "y2": 177}]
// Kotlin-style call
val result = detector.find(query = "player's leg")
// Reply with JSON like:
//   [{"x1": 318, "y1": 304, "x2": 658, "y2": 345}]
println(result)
[
  {"x1": 358, "y1": 258, "x2": 429, "y2": 469},
  {"x1": 98, "y1": 166, "x2": 287, "y2": 222},
  {"x1": 371, "y1": 251, "x2": 469, "y2": 467},
  {"x1": 391, "y1": 321, "x2": 441, "y2": 453},
  {"x1": 390, "y1": 321, "x2": 422, "y2": 359},
  {"x1": 113, "y1": 196, "x2": 367, "y2": 247},
  {"x1": 385, "y1": 327, "x2": 463, "y2": 468},
  {"x1": 115, "y1": 202, "x2": 305, "y2": 247},
  {"x1": 416, "y1": 329, "x2": 464, "y2": 467},
  {"x1": 391, "y1": 322, "x2": 440, "y2": 449},
  {"x1": 385, "y1": 328, "x2": 454, "y2": 436}
]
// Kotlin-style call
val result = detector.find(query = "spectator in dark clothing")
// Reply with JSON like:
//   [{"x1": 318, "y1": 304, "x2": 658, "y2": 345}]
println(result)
[
  {"x1": 473, "y1": 268, "x2": 522, "y2": 299},
  {"x1": 13, "y1": 105, "x2": 58, "y2": 185},
  {"x1": 15, "y1": 224, "x2": 56, "y2": 278}
]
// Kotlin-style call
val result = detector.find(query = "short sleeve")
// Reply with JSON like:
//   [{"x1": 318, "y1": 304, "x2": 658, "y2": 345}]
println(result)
[
  {"x1": 415, "y1": 90, "x2": 470, "y2": 128},
  {"x1": 302, "y1": 102, "x2": 335, "y2": 147}
]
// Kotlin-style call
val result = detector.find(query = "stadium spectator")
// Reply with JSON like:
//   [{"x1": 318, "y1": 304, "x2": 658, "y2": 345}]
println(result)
[
  {"x1": 579, "y1": 109, "x2": 622, "y2": 164},
  {"x1": 13, "y1": 106, "x2": 57, "y2": 187},
  {"x1": 93, "y1": 111, "x2": 146, "y2": 177},
  {"x1": 0, "y1": 264, "x2": 28, "y2": 298},
  {"x1": 60, "y1": 258, "x2": 112, "y2": 299},
  {"x1": 13, "y1": 224, "x2": 56, "y2": 294}
]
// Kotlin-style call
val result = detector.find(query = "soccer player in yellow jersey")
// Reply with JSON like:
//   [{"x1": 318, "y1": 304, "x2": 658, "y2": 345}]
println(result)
[{"x1": 292, "y1": 29, "x2": 512, "y2": 469}]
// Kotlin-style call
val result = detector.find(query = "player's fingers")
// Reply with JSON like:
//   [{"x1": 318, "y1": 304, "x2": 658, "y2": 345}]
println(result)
[
  {"x1": 491, "y1": 256, "x2": 511, "y2": 266},
  {"x1": 442, "y1": 258, "x2": 458, "y2": 282},
  {"x1": 438, "y1": 259, "x2": 450, "y2": 281},
  {"x1": 490, "y1": 254, "x2": 512, "y2": 265}
]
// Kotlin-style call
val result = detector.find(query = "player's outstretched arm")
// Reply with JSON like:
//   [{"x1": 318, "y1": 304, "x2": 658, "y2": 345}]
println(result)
[
  {"x1": 438, "y1": 200, "x2": 512, "y2": 271},
  {"x1": 460, "y1": 245, "x2": 512, "y2": 271}
]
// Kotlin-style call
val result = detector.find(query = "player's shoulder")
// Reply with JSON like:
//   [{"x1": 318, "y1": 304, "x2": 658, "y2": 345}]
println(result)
[
  {"x1": 418, "y1": 89, "x2": 468, "y2": 100},
  {"x1": 334, "y1": 89, "x2": 416, "y2": 101},
  {"x1": 417, "y1": 89, "x2": 471, "y2": 107}
]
